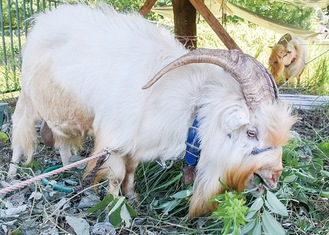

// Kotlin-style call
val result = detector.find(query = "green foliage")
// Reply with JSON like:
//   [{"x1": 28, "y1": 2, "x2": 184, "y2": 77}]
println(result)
[
  {"x1": 211, "y1": 191, "x2": 249, "y2": 235},
  {"x1": 318, "y1": 142, "x2": 329, "y2": 157},
  {"x1": 1, "y1": 1, "x2": 59, "y2": 30},
  {"x1": 25, "y1": 159, "x2": 44, "y2": 172},
  {"x1": 1, "y1": 1, "x2": 25, "y2": 30},
  {"x1": 228, "y1": 0, "x2": 315, "y2": 30},
  {"x1": 87, "y1": 194, "x2": 137, "y2": 227},
  {"x1": 302, "y1": 57, "x2": 329, "y2": 95},
  {"x1": 154, "y1": 188, "x2": 192, "y2": 215},
  {"x1": 103, "y1": 0, "x2": 144, "y2": 11},
  {"x1": 0, "y1": 65, "x2": 21, "y2": 93},
  {"x1": 135, "y1": 161, "x2": 190, "y2": 218},
  {"x1": 0, "y1": 0, "x2": 143, "y2": 31},
  {"x1": 155, "y1": 0, "x2": 172, "y2": 7},
  {"x1": 0, "y1": 131, "x2": 9, "y2": 142},
  {"x1": 243, "y1": 190, "x2": 288, "y2": 235},
  {"x1": 279, "y1": 136, "x2": 329, "y2": 234},
  {"x1": 209, "y1": 187, "x2": 289, "y2": 235}
]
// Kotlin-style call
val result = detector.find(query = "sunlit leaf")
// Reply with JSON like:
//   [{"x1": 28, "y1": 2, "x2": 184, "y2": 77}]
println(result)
[
  {"x1": 218, "y1": 178, "x2": 230, "y2": 190},
  {"x1": 0, "y1": 205, "x2": 28, "y2": 218},
  {"x1": 252, "y1": 176, "x2": 262, "y2": 185}
]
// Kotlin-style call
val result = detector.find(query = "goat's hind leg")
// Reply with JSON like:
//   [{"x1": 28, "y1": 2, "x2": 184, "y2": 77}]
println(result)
[
  {"x1": 51, "y1": 130, "x2": 85, "y2": 166},
  {"x1": 9, "y1": 92, "x2": 38, "y2": 177},
  {"x1": 122, "y1": 157, "x2": 139, "y2": 198},
  {"x1": 53, "y1": 136, "x2": 73, "y2": 166}
]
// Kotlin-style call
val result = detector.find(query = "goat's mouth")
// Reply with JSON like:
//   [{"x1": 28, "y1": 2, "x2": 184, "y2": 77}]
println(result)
[{"x1": 247, "y1": 171, "x2": 280, "y2": 193}]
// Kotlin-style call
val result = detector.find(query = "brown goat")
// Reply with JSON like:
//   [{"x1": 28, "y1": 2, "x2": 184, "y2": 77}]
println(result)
[{"x1": 269, "y1": 33, "x2": 307, "y2": 85}]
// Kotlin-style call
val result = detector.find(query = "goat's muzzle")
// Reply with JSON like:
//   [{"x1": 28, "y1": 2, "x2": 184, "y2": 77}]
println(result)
[{"x1": 247, "y1": 167, "x2": 283, "y2": 192}]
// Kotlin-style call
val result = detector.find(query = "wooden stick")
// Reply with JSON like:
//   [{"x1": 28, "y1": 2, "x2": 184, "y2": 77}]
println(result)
[{"x1": 139, "y1": 0, "x2": 158, "y2": 17}]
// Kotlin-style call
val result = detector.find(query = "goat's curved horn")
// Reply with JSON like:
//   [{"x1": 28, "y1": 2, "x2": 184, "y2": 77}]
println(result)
[
  {"x1": 143, "y1": 48, "x2": 278, "y2": 109},
  {"x1": 278, "y1": 33, "x2": 292, "y2": 46}
]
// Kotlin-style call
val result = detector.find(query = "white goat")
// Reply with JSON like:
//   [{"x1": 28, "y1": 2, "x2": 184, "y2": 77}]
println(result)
[
  {"x1": 9, "y1": 3, "x2": 296, "y2": 218},
  {"x1": 268, "y1": 33, "x2": 307, "y2": 85}
]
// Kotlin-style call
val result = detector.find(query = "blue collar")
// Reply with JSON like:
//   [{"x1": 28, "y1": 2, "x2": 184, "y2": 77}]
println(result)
[{"x1": 184, "y1": 116, "x2": 201, "y2": 166}]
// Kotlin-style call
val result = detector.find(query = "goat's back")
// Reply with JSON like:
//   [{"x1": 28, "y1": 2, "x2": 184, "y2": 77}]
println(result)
[
  {"x1": 21, "y1": 4, "x2": 202, "y2": 161},
  {"x1": 23, "y1": 4, "x2": 186, "y2": 91}
]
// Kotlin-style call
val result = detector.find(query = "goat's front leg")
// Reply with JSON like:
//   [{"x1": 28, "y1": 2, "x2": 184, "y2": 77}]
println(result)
[
  {"x1": 93, "y1": 153, "x2": 126, "y2": 196},
  {"x1": 8, "y1": 147, "x2": 24, "y2": 178}
]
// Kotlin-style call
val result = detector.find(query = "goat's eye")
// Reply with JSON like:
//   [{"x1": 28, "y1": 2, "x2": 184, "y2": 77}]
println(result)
[
  {"x1": 247, "y1": 130, "x2": 257, "y2": 138},
  {"x1": 274, "y1": 61, "x2": 278, "y2": 64}
]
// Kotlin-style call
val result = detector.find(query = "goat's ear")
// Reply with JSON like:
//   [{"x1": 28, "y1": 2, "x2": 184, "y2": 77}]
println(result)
[{"x1": 221, "y1": 107, "x2": 249, "y2": 133}]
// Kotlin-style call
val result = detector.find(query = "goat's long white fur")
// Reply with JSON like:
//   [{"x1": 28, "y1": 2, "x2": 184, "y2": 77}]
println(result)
[{"x1": 10, "y1": 3, "x2": 296, "y2": 218}]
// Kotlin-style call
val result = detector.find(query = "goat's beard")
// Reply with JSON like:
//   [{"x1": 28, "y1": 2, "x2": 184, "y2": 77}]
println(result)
[{"x1": 224, "y1": 164, "x2": 258, "y2": 192}]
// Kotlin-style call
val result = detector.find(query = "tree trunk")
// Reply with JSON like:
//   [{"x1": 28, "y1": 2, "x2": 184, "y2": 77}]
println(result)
[{"x1": 172, "y1": 0, "x2": 197, "y2": 50}]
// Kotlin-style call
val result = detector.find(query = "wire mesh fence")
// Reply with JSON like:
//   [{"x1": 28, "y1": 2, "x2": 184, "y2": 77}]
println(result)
[{"x1": 0, "y1": 0, "x2": 62, "y2": 95}]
